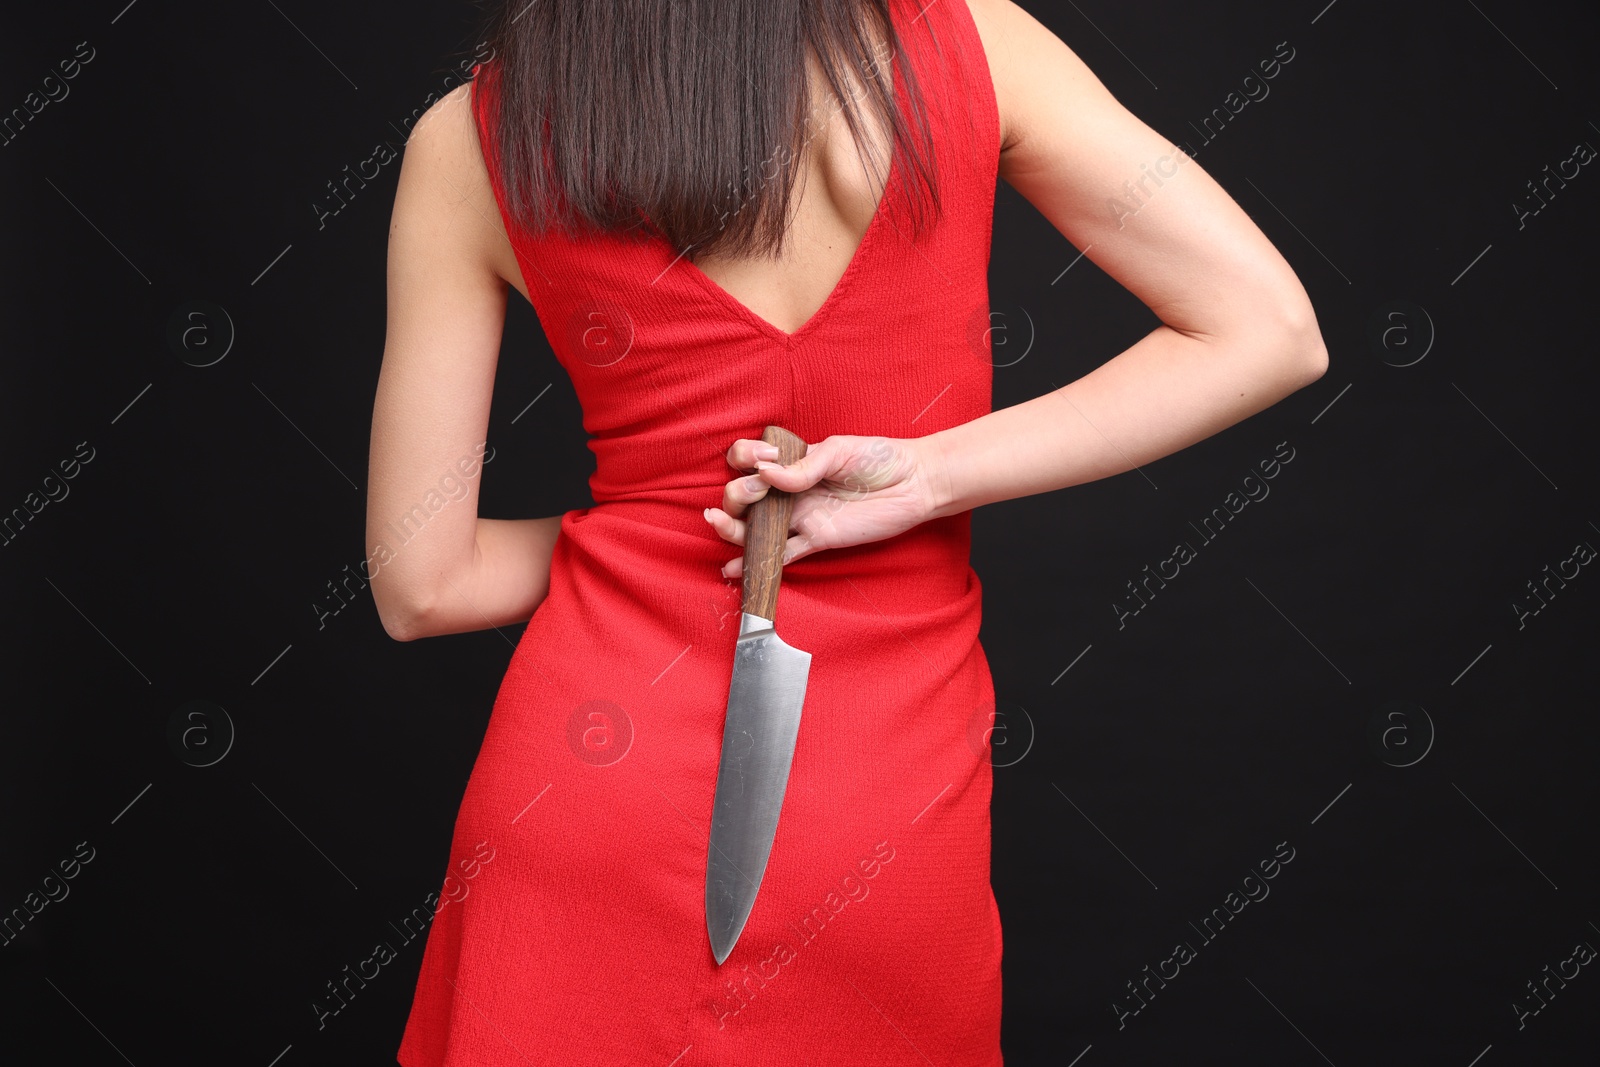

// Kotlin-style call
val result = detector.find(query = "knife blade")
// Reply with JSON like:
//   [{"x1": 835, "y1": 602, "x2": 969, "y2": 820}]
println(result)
[{"x1": 705, "y1": 424, "x2": 812, "y2": 966}]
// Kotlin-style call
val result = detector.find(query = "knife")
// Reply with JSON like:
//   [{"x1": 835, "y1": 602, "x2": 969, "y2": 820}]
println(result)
[{"x1": 705, "y1": 424, "x2": 812, "y2": 966}]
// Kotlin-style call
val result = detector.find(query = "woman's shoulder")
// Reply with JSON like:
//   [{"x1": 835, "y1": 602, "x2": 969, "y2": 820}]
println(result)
[
  {"x1": 399, "y1": 79, "x2": 527, "y2": 299},
  {"x1": 961, "y1": 0, "x2": 1028, "y2": 156},
  {"x1": 962, "y1": 0, "x2": 1135, "y2": 172}
]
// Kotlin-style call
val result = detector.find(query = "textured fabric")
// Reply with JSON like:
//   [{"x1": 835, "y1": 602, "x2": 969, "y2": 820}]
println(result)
[{"x1": 397, "y1": 1, "x2": 1004, "y2": 1063}]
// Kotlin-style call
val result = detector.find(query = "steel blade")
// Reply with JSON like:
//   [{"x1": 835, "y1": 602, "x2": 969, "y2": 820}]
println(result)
[{"x1": 705, "y1": 610, "x2": 811, "y2": 965}]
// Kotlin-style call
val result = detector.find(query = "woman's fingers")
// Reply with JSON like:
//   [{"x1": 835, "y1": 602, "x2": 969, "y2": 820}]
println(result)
[
  {"x1": 707, "y1": 437, "x2": 789, "y2": 536},
  {"x1": 707, "y1": 433, "x2": 928, "y2": 579},
  {"x1": 702, "y1": 469, "x2": 772, "y2": 547},
  {"x1": 720, "y1": 471, "x2": 772, "y2": 520},
  {"x1": 725, "y1": 437, "x2": 782, "y2": 473},
  {"x1": 710, "y1": 435, "x2": 829, "y2": 576},
  {"x1": 702, "y1": 506, "x2": 740, "y2": 544}
]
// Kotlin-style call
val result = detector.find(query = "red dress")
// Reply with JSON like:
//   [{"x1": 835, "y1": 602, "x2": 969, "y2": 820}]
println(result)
[{"x1": 397, "y1": 1, "x2": 1004, "y2": 1063}]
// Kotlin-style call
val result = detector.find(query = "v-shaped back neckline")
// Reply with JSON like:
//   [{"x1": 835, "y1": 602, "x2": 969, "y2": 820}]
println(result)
[{"x1": 667, "y1": 146, "x2": 902, "y2": 347}]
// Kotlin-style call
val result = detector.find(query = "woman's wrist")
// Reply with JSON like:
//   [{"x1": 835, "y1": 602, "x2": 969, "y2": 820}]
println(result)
[{"x1": 919, "y1": 428, "x2": 969, "y2": 522}]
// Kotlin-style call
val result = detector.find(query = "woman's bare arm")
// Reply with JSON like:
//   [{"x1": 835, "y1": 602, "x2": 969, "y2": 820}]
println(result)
[
  {"x1": 367, "y1": 83, "x2": 561, "y2": 641},
  {"x1": 926, "y1": 0, "x2": 1328, "y2": 519}
]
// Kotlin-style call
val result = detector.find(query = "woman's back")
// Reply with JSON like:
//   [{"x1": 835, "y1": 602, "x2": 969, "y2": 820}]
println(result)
[
  {"x1": 455, "y1": 0, "x2": 1000, "y2": 527},
  {"x1": 683, "y1": 41, "x2": 903, "y2": 338}
]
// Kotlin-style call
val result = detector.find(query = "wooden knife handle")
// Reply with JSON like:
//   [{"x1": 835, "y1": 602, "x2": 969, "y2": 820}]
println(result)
[{"x1": 741, "y1": 425, "x2": 808, "y2": 622}]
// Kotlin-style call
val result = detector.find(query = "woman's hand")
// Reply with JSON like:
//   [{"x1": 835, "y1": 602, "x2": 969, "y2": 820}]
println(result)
[{"x1": 703, "y1": 434, "x2": 949, "y2": 579}]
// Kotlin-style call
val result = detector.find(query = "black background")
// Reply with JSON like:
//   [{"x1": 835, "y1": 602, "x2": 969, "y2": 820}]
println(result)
[{"x1": 3, "y1": 0, "x2": 1597, "y2": 1063}]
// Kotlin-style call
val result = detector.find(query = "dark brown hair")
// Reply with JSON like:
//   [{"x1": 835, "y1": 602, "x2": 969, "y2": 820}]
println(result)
[{"x1": 466, "y1": 0, "x2": 942, "y2": 261}]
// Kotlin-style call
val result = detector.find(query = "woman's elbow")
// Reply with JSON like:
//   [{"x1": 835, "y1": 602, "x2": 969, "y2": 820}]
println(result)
[
  {"x1": 1228, "y1": 293, "x2": 1328, "y2": 394},
  {"x1": 1280, "y1": 296, "x2": 1330, "y2": 385},
  {"x1": 380, "y1": 611, "x2": 426, "y2": 643},
  {"x1": 1295, "y1": 326, "x2": 1330, "y2": 386},
  {"x1": 373, "y1": 581, "x2": 432, "y2": 642}
]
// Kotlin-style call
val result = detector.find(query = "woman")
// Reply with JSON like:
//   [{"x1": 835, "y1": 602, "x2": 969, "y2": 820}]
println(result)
[{"x1": 371, "y1": 0, "x2": 1327, "y2": 1063}]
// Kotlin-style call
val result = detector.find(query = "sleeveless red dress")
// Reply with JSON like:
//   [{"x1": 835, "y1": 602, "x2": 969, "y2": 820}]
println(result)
[{"x1": 397, "y1": 1, "x2": 1003, "y2": 1063}]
